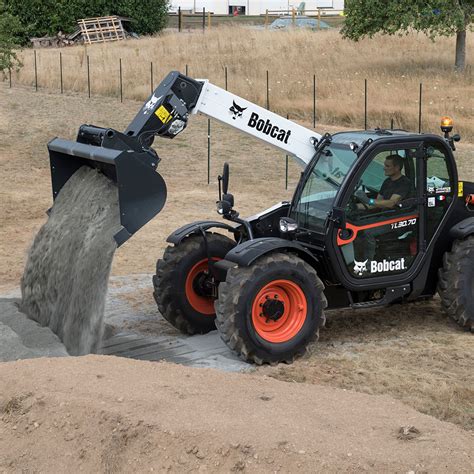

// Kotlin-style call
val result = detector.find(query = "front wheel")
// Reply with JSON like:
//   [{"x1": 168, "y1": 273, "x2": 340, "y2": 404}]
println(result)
[
  {"x1": 153, "y1": 233, "x2": 235, "y2": 334},
  {"x1": 438, "y1": 236, "x2": 474, "y2": 332},
  {"x1": 215, "y1": 253, "x2": 327, "y2": 364}
]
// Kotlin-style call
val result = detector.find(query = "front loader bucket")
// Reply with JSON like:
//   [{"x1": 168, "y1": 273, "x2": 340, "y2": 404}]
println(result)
[{"x1": 48, "y1": 137, "x2": 167, "y2": 247}]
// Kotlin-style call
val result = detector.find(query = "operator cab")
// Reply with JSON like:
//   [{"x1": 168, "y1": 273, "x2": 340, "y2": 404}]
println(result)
[{"x1": 289, "y1": 127, "x2": 457, "y2": 291}]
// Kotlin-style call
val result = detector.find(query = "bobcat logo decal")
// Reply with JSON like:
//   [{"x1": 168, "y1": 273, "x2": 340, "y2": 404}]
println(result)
[
  {"x1": 229, "y1": 101, "x2": 247, "y2": 119},
  {"x1": 143, "y1": 93, "x2": 162, "y2": 114},
  {"x1": 353, "y1": 259, "x2": 368, "y2": 276}
]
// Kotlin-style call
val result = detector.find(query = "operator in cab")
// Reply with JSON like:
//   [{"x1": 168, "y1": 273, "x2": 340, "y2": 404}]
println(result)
[
  {"x1": 353, "y1": 153, "x2": 414, "y2": 263},
  {"x1": 356, "y1": 154, "x2": 412, "y2": 209}
]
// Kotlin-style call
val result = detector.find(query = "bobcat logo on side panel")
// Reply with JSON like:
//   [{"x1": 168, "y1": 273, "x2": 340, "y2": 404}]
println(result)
[{"x1": 353, "y1": 259, "x2": 368, "y2": 276}]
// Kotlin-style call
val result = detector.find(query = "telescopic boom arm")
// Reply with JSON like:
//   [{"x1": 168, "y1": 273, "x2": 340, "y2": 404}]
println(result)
[
  {"x1": 125, "y1": 71, "x2": 322, "y2": 167},
  {"x1": 46, "y1": 71, "x2": 322, "y2": 246}
]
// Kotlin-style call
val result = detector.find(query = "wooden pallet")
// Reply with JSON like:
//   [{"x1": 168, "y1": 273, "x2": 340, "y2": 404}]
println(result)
[{"x1": 78, "y1": 16, "x2": 126, "y2": 44}]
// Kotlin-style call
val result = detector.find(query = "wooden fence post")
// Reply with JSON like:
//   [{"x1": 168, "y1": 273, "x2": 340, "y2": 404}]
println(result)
[
  {"x1": 266, "y1": 70, "x2": 270, "y2": 110},
  {"x1": 418, "y1": 83, "x2": 423, "y2": 133},
  {"x1": 34, "y1": 50, "x2": 38, "y2": 91},
  {"x1": 59, "y1": 52, "x2": 63, "y2": 94},
  {"x1": 207, "y1": 119, "x2": 211, "y2": 185},
  {"x1": 150, "y1": 61, "x2": 154, "y2": 94},
  {"x1": 119, "y1": 58, "x2": 123, "y2": 102},
  {"x1": 313, "y1": 74, "x2": 316, "y2": 129},
  {"x1": 364, "y1": 78, "x2": 368, "y2": 130},
  {"x1": 87, "y1": 55, "x2": 91, "y2": 98}
]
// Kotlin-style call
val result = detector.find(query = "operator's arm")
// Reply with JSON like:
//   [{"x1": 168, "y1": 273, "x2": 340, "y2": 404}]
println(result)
[
  {"x1": 372, "y1": 194, "x2": 402, "y2": 209},
  {"x1": 356, "y1": 193, "x2": 401, "y2": 210}
]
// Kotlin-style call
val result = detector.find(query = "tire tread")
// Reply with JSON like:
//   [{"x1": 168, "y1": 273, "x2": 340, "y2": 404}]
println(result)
[
  {"x1": 153, "y1": 233, "x2": 234, "y2": 335},
  {"x1": 437, "y1": 236, "x2": 474, "y2": 332},
  {"x1": 215, "y1": 253, "x2": 327, "y2": 364}
]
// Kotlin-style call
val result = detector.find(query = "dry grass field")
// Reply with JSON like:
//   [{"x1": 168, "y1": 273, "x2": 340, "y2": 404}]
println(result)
[{"x1": 9, "y1": 27, "x2": 474, "y2": 140}]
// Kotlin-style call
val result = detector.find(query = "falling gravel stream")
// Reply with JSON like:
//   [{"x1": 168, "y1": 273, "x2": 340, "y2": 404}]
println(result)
[{"x1": 20, "y1": 166, "x2": 121, "y2": 355}]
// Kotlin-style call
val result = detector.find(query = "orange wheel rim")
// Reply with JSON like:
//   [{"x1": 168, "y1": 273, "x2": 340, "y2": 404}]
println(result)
[
  {"x1": 185, "y1": 258, "x2": 219, "y2": 315},
  {"x1": 251, "y1": 279, "x2": 307, "y2": 343}
]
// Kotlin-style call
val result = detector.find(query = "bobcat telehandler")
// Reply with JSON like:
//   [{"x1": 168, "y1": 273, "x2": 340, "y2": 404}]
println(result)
[{"x1": 48, "y1": 72, "x2": 474, "y2": 364}]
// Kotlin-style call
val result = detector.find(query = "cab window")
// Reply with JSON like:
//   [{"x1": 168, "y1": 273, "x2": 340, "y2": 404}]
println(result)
[
  {"x1": 426, "y1": 143, "x2": 454, "y2": 240},
  {"x1": 291, "y1": 145, "x2": 357, "y2": 233}
]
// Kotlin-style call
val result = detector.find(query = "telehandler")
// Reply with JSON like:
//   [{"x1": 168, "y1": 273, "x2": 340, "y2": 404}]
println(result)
[{"x1": 48, "y1": 72, "x2": 474, "y2": 364}]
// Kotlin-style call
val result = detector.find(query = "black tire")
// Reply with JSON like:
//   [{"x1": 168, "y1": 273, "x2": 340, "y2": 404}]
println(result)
[
  {"x1": 153, "y1": 233, "x2": 235, "y2": 335},
  {"x1": 215, "y1": 253, "x2": 327, "y2": 365},
  {"x1": 438, "y1": 236, "x2": 474, "y2": 332}
]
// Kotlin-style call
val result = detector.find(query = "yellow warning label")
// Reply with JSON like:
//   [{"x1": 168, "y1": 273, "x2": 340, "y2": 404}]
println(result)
[
  {"x1": 155, "y1": 105, "x2": 171, "y2": 123},
  {"x1": 458, "y1": 181, "x2": 464, "y2": 197}
]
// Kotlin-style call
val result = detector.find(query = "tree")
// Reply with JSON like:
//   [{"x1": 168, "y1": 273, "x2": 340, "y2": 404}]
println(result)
[
  {"x1": 114, "y1": 0, "x2": 169, "y2": 35},
  {"x1": 0, "y1": 0, "x2": 24, "y2": 73},
  {"x1": 342, "y1": 0, "x2": 473, "y2": 71},
  {"x1": 4, "y1": 0, "x2": 169, "y2": 39}
]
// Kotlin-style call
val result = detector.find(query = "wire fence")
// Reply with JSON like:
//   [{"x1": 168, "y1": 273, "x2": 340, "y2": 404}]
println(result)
[
  {"x1": 7, "y1": 52, "x2": 428, "y2": 133},
  {"x1": 5, "y1": 52, "x2": 432, "y2": 188}
]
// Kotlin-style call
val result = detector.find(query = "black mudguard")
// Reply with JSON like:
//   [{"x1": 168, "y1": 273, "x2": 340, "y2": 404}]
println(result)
[
  {"x1": 449, "y1": 217, "x2": 474, "y2": 240},
  {"x1": 224, "y1": 237, "x2": 319, "y2": 269},
  {"x1": 166, "y1": 220, "x2": 238, "y2": 245}
]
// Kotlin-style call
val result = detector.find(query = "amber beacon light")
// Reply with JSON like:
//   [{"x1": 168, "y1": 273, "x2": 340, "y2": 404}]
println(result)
[{"x1": 440, "y1": 116, "x2": 454, "y2": 133}]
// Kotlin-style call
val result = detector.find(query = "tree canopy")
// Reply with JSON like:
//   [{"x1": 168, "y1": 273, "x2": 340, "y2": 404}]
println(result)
[
  {"x1": 342, "y1": 0, "x2": 472, "y2": 70},
  {"x1": 4, "y1": 0, "x2": 169, "y2": 40},
  {"x1": 0, "y1": 0, "x2": 24, "y2": 73}
]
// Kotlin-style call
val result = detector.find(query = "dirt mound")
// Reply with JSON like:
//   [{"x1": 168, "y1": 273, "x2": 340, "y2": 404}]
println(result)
[
  {"x1": 19, "y1": 167, "x2": 121, "y2": 355},
  {"x1": 1, "y1": 356, "x2": 472, "y2": 472}
]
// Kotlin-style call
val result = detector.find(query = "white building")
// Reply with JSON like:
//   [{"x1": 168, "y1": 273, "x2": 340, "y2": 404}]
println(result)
[{"x1": 169, "y1": 1, "x2": 345, "y2": 15}]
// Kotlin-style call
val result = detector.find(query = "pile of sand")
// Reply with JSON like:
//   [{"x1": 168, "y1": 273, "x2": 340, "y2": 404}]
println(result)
[
  {"x1": 19, "y1": 167, "x2": 121, "y2": 355},
  {"x1": 0, "y1": 356, "x2": 472, "y2": 472}
]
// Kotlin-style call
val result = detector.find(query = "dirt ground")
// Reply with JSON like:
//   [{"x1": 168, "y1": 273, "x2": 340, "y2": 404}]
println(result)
[
  {"x1": 1, "y1": 356, "x2": 473, "y2": 473},
  {"x1": 1, "y1": 83, "x2": 473, "y2": 471}
]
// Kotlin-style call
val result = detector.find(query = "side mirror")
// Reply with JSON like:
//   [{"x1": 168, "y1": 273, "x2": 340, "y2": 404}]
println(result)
[{"x1": 222, "y1": 162, "x2": 230, "y2": 195}]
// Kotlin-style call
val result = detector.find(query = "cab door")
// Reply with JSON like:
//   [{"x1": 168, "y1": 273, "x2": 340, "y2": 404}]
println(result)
[{"x1": 332, "y1": 142, "x2": 423, "y2": 284}]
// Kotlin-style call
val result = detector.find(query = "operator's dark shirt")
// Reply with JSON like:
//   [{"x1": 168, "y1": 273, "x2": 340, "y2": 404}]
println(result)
[{"x1": 379, "y1": 175, "x2": 412, "y2": 201}]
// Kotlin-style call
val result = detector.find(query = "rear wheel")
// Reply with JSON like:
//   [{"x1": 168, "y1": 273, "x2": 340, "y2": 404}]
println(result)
[
  {"x1": 438, "y1": 236, "x2": 474, "y2": 332},
  {"x1": 215, "y1": 253, "x2": 327, "y2": 364},
  {"x1": 153, "y1": 233, "x2": 235, "y2": 334}
]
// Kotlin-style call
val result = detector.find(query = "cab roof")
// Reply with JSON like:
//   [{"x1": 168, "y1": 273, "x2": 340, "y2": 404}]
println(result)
[{"x1": 331, "y1": 129, "x2": 420, "y2": 147}]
